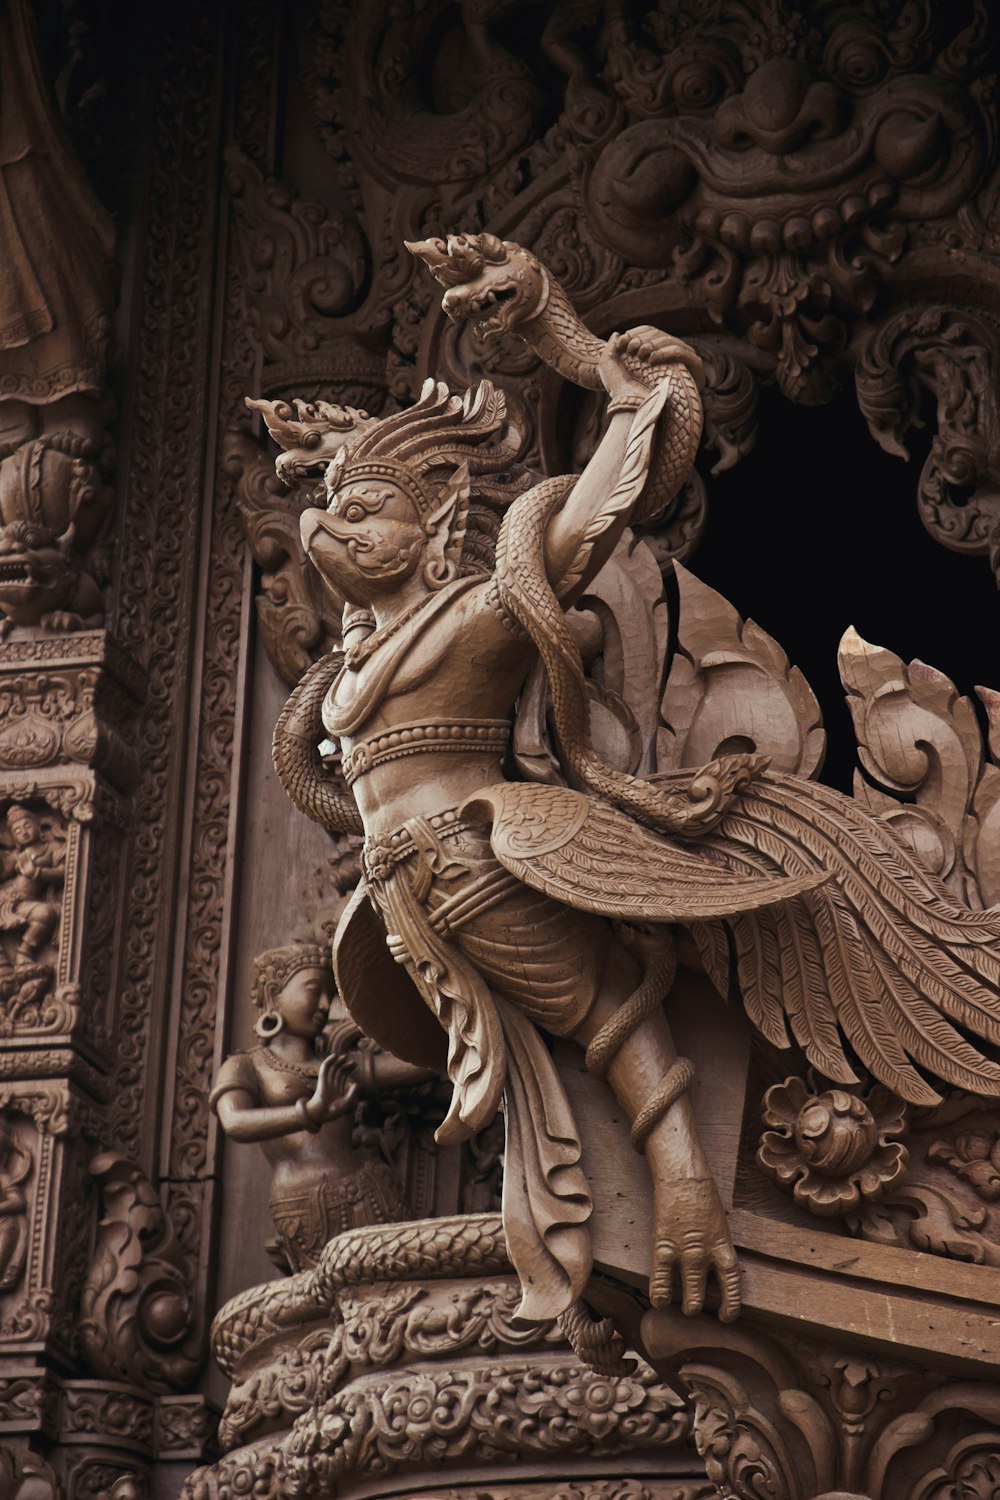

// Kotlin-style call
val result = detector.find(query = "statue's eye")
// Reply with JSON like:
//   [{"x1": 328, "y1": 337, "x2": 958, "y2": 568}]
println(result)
[{"x1": 343, "y1": 503, "x2": 366, "y2": 523}]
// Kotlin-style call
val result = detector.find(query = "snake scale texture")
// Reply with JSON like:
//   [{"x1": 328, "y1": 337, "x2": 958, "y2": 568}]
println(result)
[
  {"x1": 517, "y1": 271, "x2": 704, "y2": 526},
  {"x1": 494, "y1": 472, "x2": 764, "y2": 838},
  {"x1": 272, "y1": 651, "x2": 363, "y2": 835},
  {"x1": 211, "y1": 1213, "x2": 508, "y2": 1375}
]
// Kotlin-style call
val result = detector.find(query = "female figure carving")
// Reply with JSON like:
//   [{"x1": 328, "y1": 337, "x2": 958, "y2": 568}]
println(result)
[
  {"x1": 211, "y1": 943, "x2": 427, "y2": 1272},
  {"x1": 259, "y1": 234, "x2": 1000, "y2": 1330}
]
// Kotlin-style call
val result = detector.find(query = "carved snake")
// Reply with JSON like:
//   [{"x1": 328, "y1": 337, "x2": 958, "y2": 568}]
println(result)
[
  {"x1": 494, "y1": 466, "x2": 765, "y2": 837},
  {"x1": 211, "y1": 1210, "x2": 624, "y2": 1379},
  {"x1": 211, "y1": 1214, "x2": 508, "y2": 1374},
  {"x1": 407, "y1": 231, "x2": 706, "y2": 525},
  {"x1": 272, "y1": 651, "x2": 363, "y2": 835}
]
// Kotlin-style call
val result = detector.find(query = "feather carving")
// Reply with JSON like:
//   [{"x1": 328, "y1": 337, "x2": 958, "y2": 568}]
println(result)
[{"x1": 468, "y1": 766, "x2": 1000, "y2": 1106}]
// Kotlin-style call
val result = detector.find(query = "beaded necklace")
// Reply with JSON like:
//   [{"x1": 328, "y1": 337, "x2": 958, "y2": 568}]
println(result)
[
  {"x1": 251, "y1": 1044, "x2": 320, "y2": 1083},
  {"x1": 343, "y1": 591, "x2": 440, "y2": 671}
]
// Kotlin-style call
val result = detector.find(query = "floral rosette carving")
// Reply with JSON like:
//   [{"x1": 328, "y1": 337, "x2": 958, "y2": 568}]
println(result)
[{"x1": 758, "y1": 1075, "x2": 909, "y2": 1216}]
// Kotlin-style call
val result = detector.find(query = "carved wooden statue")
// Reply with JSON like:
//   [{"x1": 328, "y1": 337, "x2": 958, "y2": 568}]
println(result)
[
  {"x1": 211, "y1": 942, "x2": 427, "y2": 1271},
  {"x1": 0, "y1": 1119, "x2": 30, "y2": 1295},
  {"x1": 0, "y1": 0, "x2": 115, "y2": 635},
  {"x1": 257, "y1": 234, "x2": 1000, "y2": 1336}
]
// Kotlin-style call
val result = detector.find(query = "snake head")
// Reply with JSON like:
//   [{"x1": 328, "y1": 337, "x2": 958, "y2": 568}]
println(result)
[{"x1": 406, "y1": 233, "x2": 548, "y2": 343}]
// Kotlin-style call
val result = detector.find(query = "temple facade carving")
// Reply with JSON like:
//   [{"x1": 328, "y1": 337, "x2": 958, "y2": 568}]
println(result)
[{"x1": 0, "y1": 1, "x2": 997, "y2": 1495}]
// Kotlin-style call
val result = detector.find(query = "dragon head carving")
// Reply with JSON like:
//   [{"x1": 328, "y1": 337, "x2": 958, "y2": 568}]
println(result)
[
  {"x1": 246, "y1": 396, "x2": 380, "y2": 484},
  {"x1": 0, "y1": 435, "x2": 110, "y2": 632},
  {"x1": 406, "y1": 233, "x2": 548, "y2": 341}
]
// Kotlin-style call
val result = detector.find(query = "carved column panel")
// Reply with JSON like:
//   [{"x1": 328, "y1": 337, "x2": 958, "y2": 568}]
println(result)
[{"x1": 644, "y1": 1308, "x2": 1000, "y2": 1500}]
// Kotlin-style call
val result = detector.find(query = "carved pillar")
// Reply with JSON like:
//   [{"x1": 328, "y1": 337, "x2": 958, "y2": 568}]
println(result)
[
  {"x1": 185, "y1": 1217, "x2": 713, "y2": 1500},
  {"x1": 0, "y1": 0, "x2": 240, "y2": 1487}
]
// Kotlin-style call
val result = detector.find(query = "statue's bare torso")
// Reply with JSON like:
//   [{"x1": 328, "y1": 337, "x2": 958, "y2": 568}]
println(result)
[{"x1": 325, "y1": 582, "x2": 533, "y2": 835}]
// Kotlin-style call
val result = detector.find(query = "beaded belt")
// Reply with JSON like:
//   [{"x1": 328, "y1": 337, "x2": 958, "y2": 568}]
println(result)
[
  {"x1": 342, "y1": 717, "x2": 511, "y2": 787},
  {"x1": 362, "y1": 806, "x2": 473, "y2": 883}
]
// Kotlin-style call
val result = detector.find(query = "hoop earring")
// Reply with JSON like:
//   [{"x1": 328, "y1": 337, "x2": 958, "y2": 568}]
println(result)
[{"x1": 254, "y1": 1012, "x2": 283, "y2": 1040}]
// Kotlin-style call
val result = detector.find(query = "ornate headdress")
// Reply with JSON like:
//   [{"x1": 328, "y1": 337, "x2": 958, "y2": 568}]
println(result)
[
  {"x1": 250, "y1": 942, "x2": 330, "y2": 1015},
  {"x1": 323, "y1": 378, "x2": 526, "y2": 584}
]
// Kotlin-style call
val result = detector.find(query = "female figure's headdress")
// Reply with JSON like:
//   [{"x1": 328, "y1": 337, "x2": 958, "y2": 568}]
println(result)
[{"x1": 250, "y1": 942, "x2": 330, "y2": 1015}]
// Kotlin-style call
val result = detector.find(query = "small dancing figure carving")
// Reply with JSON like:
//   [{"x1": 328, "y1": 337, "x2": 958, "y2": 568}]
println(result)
[{"x1": 0, "y1": 805, "x2": 65, "y2": 1003}]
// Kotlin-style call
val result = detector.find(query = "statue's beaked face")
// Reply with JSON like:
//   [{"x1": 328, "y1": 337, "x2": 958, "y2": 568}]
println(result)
[{"x1": 300, "y1": 480, "x2": 426, "y2": 604}]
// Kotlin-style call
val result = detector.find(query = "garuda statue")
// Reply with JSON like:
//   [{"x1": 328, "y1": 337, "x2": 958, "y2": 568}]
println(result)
[{"x1": 254, "y1": 233, "x2": 1000, "y2": 1335}]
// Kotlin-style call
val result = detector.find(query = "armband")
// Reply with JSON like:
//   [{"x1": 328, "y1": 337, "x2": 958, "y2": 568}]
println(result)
[{"x1": 607, "y1": 391, "x2": 648, "y2": 414}]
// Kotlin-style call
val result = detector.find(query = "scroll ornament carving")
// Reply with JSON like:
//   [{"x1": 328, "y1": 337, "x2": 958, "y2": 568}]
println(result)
[
  {"x1": 226, "y1": 431, "x2": 341, "y2": 687},
  {"x1": 838, "y1": 627, "x2": 1000, "y2": 910},
  {"x1": 211, "y1": 1215, "x2": 509, "y2": 1379},
  {"x1": 847, "y1": 1093, "x2": 1000, "y2": 1270},
  {"x1": 279, "y1": 1361, "x2": 690, "y2": 1498},
  {"x1": 59, "y1": 1387, "x2": 153, "y2": 1447},
  {"x1": 226, "y1": 150, "x2": 378, "y2": 405},
  {"x1": 195, "y1": 1214, "x2": 700, "y2": 1497},
  {"x1": 154, "y1": 1396, "x2": 220, "y2": 1461},
  {"x1": 219, "y1": 1275, "x2": 566, "y2": 1449},
  {"x1": 659, "y1": 563, "x2": 825, "y2": 780},
  {"x1": 78, "y1": 1153, "x2": 200, "y2": 1393},
  {"x1": 855, "y1": 306, "x2": 1000, "y2": 576}
]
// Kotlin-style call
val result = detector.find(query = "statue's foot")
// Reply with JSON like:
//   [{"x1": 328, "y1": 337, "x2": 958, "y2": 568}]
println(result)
[{"x1": 649, "y1": 1176, "x2": 742, "y2": 1322}]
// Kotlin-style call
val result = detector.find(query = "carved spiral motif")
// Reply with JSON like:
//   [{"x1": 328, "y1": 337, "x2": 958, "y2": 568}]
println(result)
[{"x1": 793, "y1": 1093, "x2": 878, "y2": 1176}]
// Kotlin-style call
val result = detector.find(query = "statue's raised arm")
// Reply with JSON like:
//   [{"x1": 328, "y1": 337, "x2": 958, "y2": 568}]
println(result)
[{"x1": 407, "y1": 232, "x2": 705, "y2": 596}]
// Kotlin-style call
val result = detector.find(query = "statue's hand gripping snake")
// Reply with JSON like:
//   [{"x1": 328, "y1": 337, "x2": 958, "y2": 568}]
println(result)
[{"x1": 406, "y1": 231, "x2": 705, "y2": 525}]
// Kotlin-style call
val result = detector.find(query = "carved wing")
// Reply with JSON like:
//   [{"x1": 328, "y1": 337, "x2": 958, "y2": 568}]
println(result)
[
  {"x1": 461, "y1": 781, "x2": 828, "y2": 922},
  {"x1": 683, "y1": 769, "x2": 1000, "y2": 1105}
]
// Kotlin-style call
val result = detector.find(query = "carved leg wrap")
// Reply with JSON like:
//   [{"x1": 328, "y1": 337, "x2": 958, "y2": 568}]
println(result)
[
  {"x1": 585, "y1": 947, "x2": 677, "y2": 1078},
  {"x1": 583, "y1": 943, "x2": 694, "y2": 1154},
  {"x1": 629, "y1": 1057, "x2": 696, "y2": 1150},
  {"x1": 558, "y1": 1296, "x2": 629, "y2": 1376}
]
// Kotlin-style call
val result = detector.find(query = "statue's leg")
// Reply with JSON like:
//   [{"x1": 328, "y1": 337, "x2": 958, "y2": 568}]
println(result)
[
  {"x1": 436, "y1": 837, "x2": 739, "y2": 1321},
  {"x1": 569, "y1": 928, "x2": 741, "y2": 1321},
  {"x1": 15, "y1": 901, "x2": 55, "y2": 960}
]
